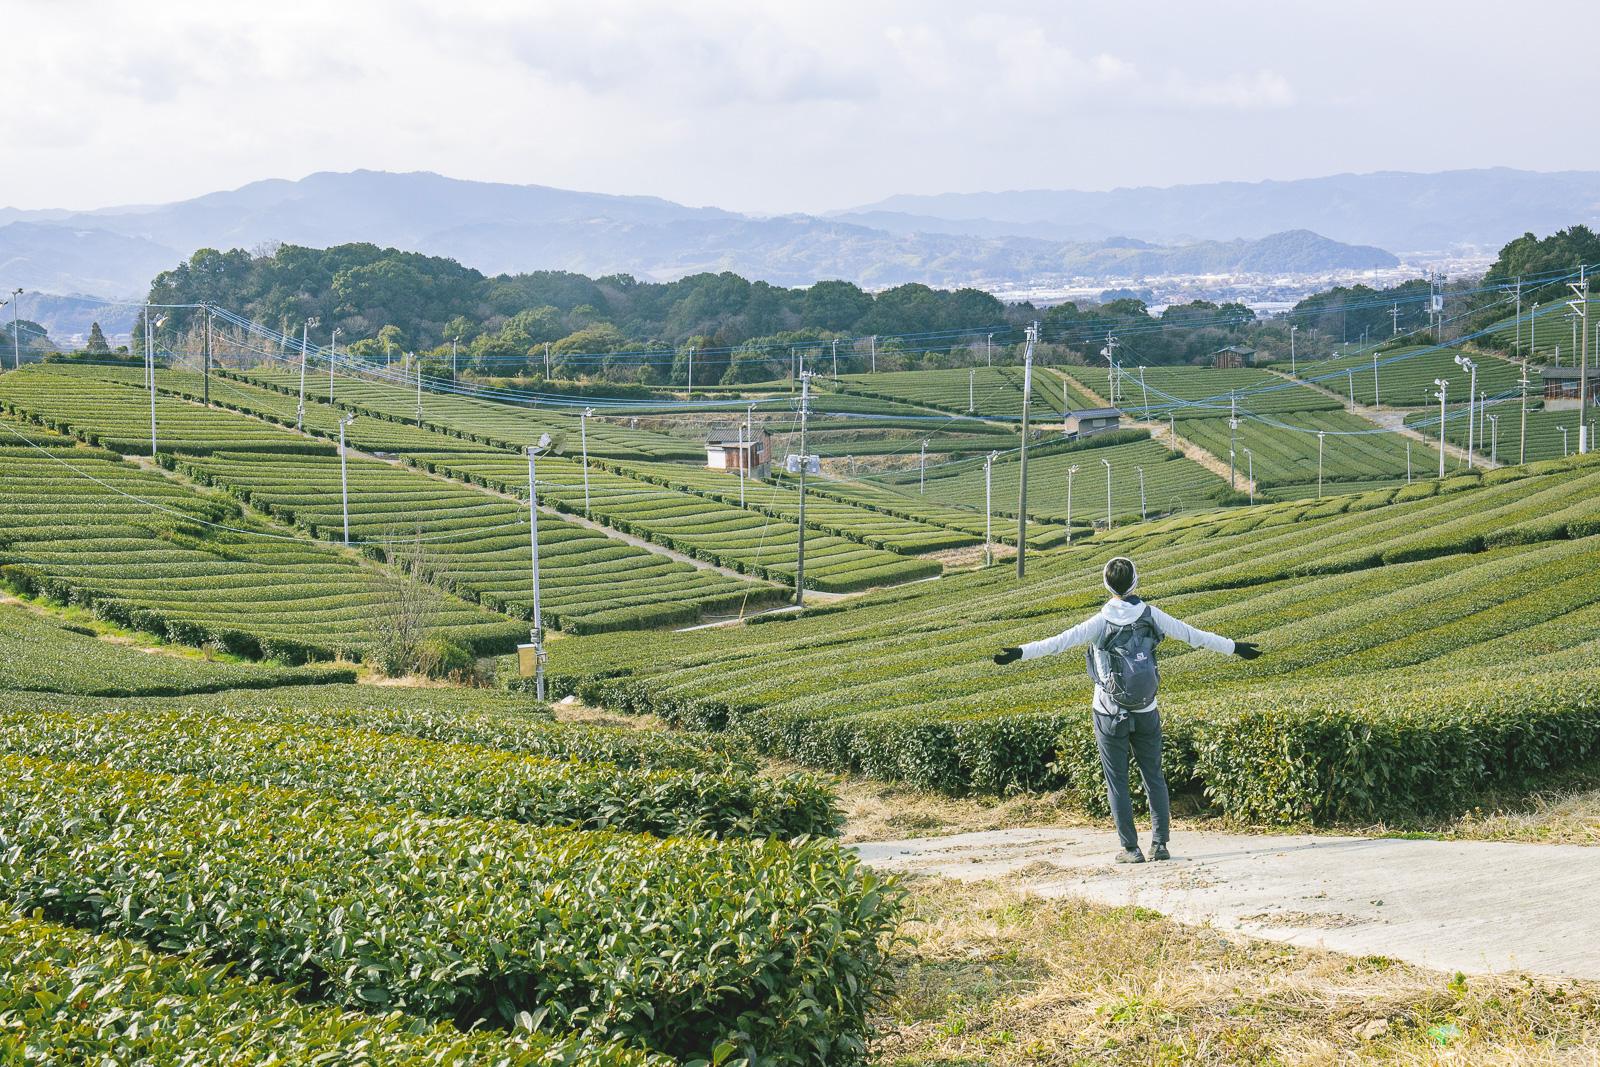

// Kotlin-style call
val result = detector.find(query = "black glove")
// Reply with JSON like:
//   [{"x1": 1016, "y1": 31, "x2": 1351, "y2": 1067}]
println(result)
[
  {"x1": 993, "y1": 647, "x2": 1022, "y2": 666},
  {"x1": 1233, "y1": 640, "x2": 1262, "y2": 661}
]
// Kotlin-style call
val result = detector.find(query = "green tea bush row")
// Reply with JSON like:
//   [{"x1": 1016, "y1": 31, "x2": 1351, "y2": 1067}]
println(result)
[
  {"x1": 0, "y1": 914, "x2": 657, "y2": 1066},
  {"x1": 0, "y1": 755, "x2": 898, "y2": 1064},
  {"x1": 0, "y1": 706, "x2": 838, "y2": 838},
  {"x1": 0, "y1": 601, "x2": 356, "y2": 696}
]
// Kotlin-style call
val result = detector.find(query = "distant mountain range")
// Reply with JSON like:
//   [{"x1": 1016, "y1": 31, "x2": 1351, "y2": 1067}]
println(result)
[
  {"x1": 838, "y1": 168, "x2": 1600, "y2": 251},
  {"x1": 6, "y1": 167, "x2": 1596, "y2": 310},
  {"x1": 1, "y1": 170, "x2": 1402, "y2": 306}
]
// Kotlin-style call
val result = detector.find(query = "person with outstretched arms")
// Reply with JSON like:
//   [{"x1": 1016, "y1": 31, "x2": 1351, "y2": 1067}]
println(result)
[{"x1": 992, "y1": 556, "x2": 1262, "y2": 863}]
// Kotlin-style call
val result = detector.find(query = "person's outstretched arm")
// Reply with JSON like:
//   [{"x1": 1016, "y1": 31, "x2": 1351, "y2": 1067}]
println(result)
[
  {"x1": 1149, "y1": 605, "x2": 1261, "y2": 659},
  {"x1": 994, "y1": 615, "x2": 1106, "y2": 665}
]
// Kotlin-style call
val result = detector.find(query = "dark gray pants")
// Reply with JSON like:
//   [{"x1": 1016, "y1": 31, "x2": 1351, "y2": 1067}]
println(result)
[{"x1": 1093, "y1": 708, "x2": 1169, "y2": 851}]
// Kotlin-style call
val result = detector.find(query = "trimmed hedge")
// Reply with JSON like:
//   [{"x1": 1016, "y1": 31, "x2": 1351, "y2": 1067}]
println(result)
[
  {"x1": 0, "y1": 914, "x2": 658, "y2": 1065},
  {"x1": 0, "y1": 755, "x2": 900, "y2": 1064},
  {"x1": 0, "y1": 706, "x2": 839, "y2": 839}
]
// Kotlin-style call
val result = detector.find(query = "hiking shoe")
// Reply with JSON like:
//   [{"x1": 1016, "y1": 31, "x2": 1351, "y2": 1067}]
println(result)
[
  {"x1": 1150, "y1": 841, "x2": 1171, "y2": 862},
  {"x1": 1115, "y1": 847, "x2": 1146, "y2": 864}
]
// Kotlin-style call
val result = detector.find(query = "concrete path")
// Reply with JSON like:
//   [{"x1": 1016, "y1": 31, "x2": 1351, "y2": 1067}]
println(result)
[{"x1": 856, "y1": 828, "x2": 1600, "y2": 980}]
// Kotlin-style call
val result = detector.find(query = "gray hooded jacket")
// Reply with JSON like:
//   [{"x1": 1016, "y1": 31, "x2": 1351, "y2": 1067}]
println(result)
[{"x1": 1018, "y1": 596, "x2": 1234, "y2": 714}]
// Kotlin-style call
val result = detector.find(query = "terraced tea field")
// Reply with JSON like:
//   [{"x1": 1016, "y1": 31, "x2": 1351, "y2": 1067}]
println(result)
[
  {"x1": 180, "y1": 450, "x2": 786, "y2": 627},
  {"x1": 832, "y1": 365, "x2": 1099, "y2": 419},
  {"x1": 1406, "y1": 401, "x2": 1587, "y2": 465},
  {"x1": 398, "y1": 451, "x2": 942, "y2": 590},
  {"x1": 1058, "y1": 365, "x2": 1341, "y2": 418},
  {"x1": 551, "y1": 453, "x2": 1600, "y2": 822},
  {"x1": 873, "y1": 432, "x2": 1234, "y2": 524},
  {"x1": 1280, "y1": 345, "x2": 1530, "y2": 407},
  {"x1": 0, "y1": 448, "x2": 525, "y2": 660},
  {"x1": 0, "y1": 601, "x2": 356, "y2": 695},
  {"x1": 0, "y1": 678, "x2": 895, "y2": 1063},
  {"x1": 1177, "y1": 408, "x2": 1414, "y2": 492},
  {"x1": 231, "y1": 367, "x2": 706, "y2": 460}
]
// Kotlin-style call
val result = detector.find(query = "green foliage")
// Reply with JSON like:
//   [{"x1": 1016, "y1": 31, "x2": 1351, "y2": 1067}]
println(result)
[
  {"x1": 0, "y1": 705, "x2": 840, "y2": 838},
  {"x1": 0, "y1": 914, "x2": 660, "y2": 1065},
  {"x1": 0, "y1": 602, "x2": 354, "y2": 696},
  {"x1": 0, "y1": 755, "x2": 899, "y2": 1064},
  {"x1": 416, "y1": 634, "x2": 475, "y2": 678}
]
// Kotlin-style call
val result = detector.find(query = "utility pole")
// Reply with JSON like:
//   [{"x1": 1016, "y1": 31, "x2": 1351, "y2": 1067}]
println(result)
[
  {"x1": 580, "y1": 407, "x2": 594, "y2": 516},
  {"x1": 297, "y1": 318, "x2": 316, "y2": 430},
  {"x1": 1102, "y1": 457, "x2": 1113, "y2": 532},
  {"x1": 741, "y1": 402, "x2": 754, "y2": 507},
  {"x1": 201, "y1": 304, "x2": 212, "y2": 405},
  {"x1": 1136, "y1": 466, "x2": 1146, "y2": 521},
  {"x1": 328, "y1": 327, "x2": 340, "y2": 404},
  {"x1": 1289, "y1": 324, "x2": 1298, "y2": 375},
  {"x1": 1434, "y1": 378, "x2": 1449, "y2": 478},
  {"x1": 831, "y1": 338, "x2": 838, "y2": 379},
  {"x1": 919, "y1": 439, "x2": 927, "y2": 493},
  {"x1": 795, "y1": 372, "x2": 812, "y2": 606},
  {"x1": 451, "y1": 336, "x2": 459, "y2": 385},
  {"x1": 1317, "y1": 430, "x2": 1326, "y2": 499},
  {"x1": 1372, "y1": 351, "x2": 1380, "y2": 408},
  {"x1": 544, "y1": 341, "x2": 552, "y2": 379},
  {"x1": 1228, "y1": 392, "x2": 1238, "y2": 490},
  {"x1": 1561, "y1": 426, "x2": 1570, "y2": 456},
  {"x1": 338, "y1": 413, "x2": 356, "y2": 546},
  {"x1": 1519, "y1": 365, "x2": 1530, "y2": 465},
  {"x1": 1488, "y1": 413, "x2": 1499, "y2": 464},
  {"x1": 145, "y1": 310, "x2": 159, "y2": 458},
  {"x1": 1347, "y1": 368, "x2": 1355, "y2": 409},
  {"x1": 983, "y1": 451, "x2": 996, "y2": 565},
  {"x1": 1453, "y1": 354, "x2": 1477, "y2": 467},
  {"x1": 870, "y1": 335, "x2": 877, "y2": 373},
  {"x1": 1431, "y1": 271, "x2": 1441, "y2": 342},
  {"x1": 1065, "y1": 464, "x2": 1079, "y2": 546},
  {"x1": 1391, "y1": 303, "x2": 1400, "y2": 338},
  {"x1": 1101, "y1": 333, "x2": 1118, "y2": 404},
  {"x1": 1513, "y1": 278, "x2": 1522, "y2": 353},
  {"x1": 969, "y1": 367, "x2": 975, "y2": 412},
  {"x1": 9, "y1": 288, "x2": 21, "y2": 370},
  {"x1": 1016, "y1": 322, "x2": 1037, "y2": 579},
  {"x1": 686, "y1": 345, "x2": 694, "y2": 399},
  {"x1": 986, "y1": 333, "x2": 993, "y2": 368},
  {"x1": 1243, "y1": 449, "x2": 1254, "y2": 504},
  {"x1": 1139, "y1": 365, "x2": 1149, "y2": 419},
  {"x1": 1570, "y1": 271, "x2": 1590, "y2": 453},
  {"x1": 525, "y1": 433, "x2": 554, "y2": 701},
  {"x1": 414, "y1": 354, "x2": 422, "y2": 426}
]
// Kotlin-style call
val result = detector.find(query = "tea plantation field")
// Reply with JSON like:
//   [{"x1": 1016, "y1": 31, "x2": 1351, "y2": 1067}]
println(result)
[
  {"x1": 0, "y1": 601, "x2": 356, "y2": 695},
  {"x1": 0, "y1": 447, "x2": 526, "y2": 661},
  {"x1": 551, "y1": 453, "x2": 1600, "y2": 824},
  {"x1": 1279, "y1": 345, "x2": 1530, "y2": 407},
  {"x1": 874, "y1": 431, "x2": 1235, "y2": 524},
  {"x1": 0, "y1": 675, "x2": 895, "y2": 1063},
  {"x1": 831, "y1": 365, "x2": 1100, "y2": 419}
]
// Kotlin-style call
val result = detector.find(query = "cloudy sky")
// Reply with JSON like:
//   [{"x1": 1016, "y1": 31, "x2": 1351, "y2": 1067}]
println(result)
[{"x1": 7, "y1": 0, "x2": 1597, "y2": 213}]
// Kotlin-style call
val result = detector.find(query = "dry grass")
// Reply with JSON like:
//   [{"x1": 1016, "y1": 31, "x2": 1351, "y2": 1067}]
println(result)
[{"x1": 876, "y1": 877, "x2": 1600, "y2": 1065}]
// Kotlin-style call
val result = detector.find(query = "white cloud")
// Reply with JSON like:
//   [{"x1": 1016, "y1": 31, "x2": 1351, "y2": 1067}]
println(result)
[{"x1": 0, "y1": 0, "x2": 1593, "y2": 214}]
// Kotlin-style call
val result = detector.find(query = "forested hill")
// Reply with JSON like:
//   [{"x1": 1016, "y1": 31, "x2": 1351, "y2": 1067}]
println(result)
[{"x1": 146, "y1": 243, "x2": 1022, "y2": 381}]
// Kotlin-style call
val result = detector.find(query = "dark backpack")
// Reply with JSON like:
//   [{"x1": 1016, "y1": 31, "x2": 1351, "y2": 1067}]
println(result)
[{"x1": 1085, "y1": 600, "x2": 1162, "y2": 710}]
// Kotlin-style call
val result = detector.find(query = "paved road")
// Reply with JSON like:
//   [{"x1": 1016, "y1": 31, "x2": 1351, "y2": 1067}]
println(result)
[{"x1": 857, "y1": 828, "x2": 1600, "y2": 979}]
